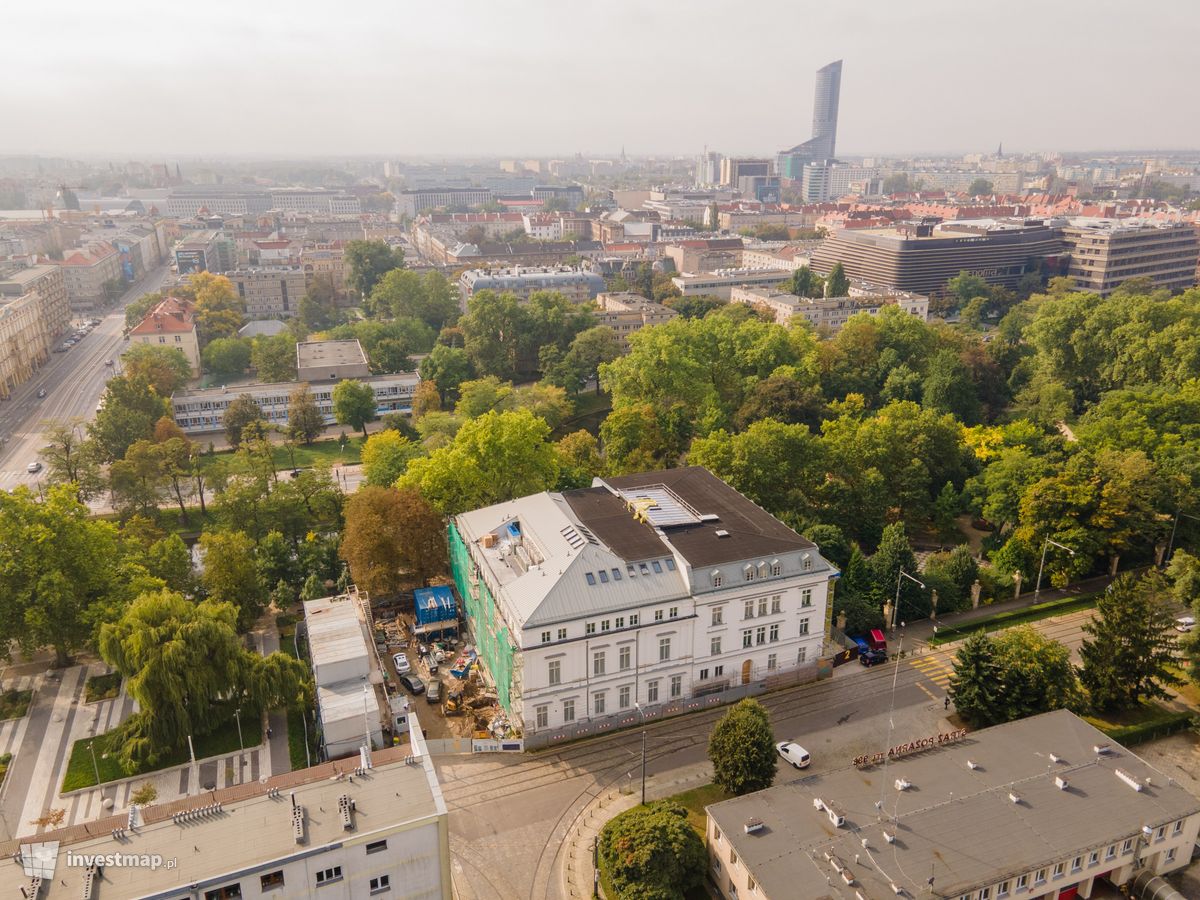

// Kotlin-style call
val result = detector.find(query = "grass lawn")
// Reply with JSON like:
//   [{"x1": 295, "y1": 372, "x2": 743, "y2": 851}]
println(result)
[
  {"x1": 0, "y1": 753, "x2": 10, "y2": 789},
  {"x1": 670, "y1": 782, "x2": 732, "y2": 836},
  {"x1": 1083, "y1": 702, "x2": 1193, "y2": 745},
  {"x1": 928, "y1": 594, "x2": 1099, "y2": 646},
  {"x1": 0, "y1": 689, "x2": 33, "y2": 721},
  {"x1": 62, "y1": 712, "x2": 261, "y2": 792},
  {"x1": 1169, "y1": 666, "x2": 1200, "y2": 709},
  {"x1": 84, "y1": 672, "x2": 122, "y2": 703},
  {"x1": 203, "y1": 435, "x2": 363, "y2": 471},
  {"x1": 277, "y1": 616, "x2": 319, "y2": 771}
]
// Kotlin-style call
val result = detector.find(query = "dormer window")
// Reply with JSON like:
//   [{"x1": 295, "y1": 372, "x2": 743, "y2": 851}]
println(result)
[
  {"x1": 801, "y1": 553, "x2": 813, "y2": 572},
  {"x1": 712, "y1": 570, "x2": 723, "y2": 588},
  {"x1": 770, "y1": 559, "x2": 781, "y2": 576},
  {"x1": 744, "y1": 565, "x2": 756, "y2": 582}
]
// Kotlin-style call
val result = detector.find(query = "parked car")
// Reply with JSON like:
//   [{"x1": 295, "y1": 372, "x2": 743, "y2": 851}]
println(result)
[
  {"x1": 424, "y1": 653, "x2": 439, "y2": 675},
  {"x1": 26, "y1": 461, "x2": 42, "y2": 474},
  {"x1": 392, "y1": 653, "x2": 411, "y2": 674},
  {"x1": 859, "y1": 648, "x2": 888, "y2": 667},
  {"x1": 104, "y1": 359, "x2": 115, "y2": 367},
  {"x1": 426, "y1": 679, "x2": 442, "y2": 704},
  {"x1": 776, "y1": 741, "x2": 811, "y2": 769},
  {"x1": 1175, "y1": 615, "x2": 1196, "y2": 633},
  {"x1": 399, "y1": 673, "x2": 425, "y2": 695}
]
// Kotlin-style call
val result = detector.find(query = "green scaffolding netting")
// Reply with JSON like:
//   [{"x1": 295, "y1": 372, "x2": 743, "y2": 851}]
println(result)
[{"x1": 449, "y1": 522, "x2": 515, "y2": 714}]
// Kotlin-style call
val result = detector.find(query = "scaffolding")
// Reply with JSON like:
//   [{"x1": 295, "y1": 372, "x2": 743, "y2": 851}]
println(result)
[{"x1": 449, "y1": 523, "x2": 517, "y2": 715}]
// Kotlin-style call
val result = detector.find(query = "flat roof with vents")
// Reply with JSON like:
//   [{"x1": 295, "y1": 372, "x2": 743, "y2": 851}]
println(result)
[{"x1": 616, "y1": 484, "x2": 703, "y2": 528}]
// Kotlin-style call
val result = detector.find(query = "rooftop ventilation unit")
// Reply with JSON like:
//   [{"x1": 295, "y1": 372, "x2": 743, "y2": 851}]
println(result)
[
  {"x1": 292, "y1": 802, "x2": 307, "y2": 844},
  {"x1": 338, "y1": 794, "x2": 355, "y2": 831},
  {"x1": 82, "y1": 864, "x2": 98, "y2": 899},
  {"x1": 883, "y1": 830, "x2": 895, "y2": 844},
  {"x1": 966, "y1": 760, "x2": 980, "y2": 770},
  {"x1": 1008, "y1": 791, "x2": 1022, "y2": 804},
  {"x1": 1115, "y1": 769, "x2": 1143, "y2": 792},
  {"x1": 744, "y1": 817, "x2": 764, "y2": 834},
  {"x1": 1094, "y1": 744, "x2": 1111, "y2": 755},
  {"x1": 1049, "y1": 753, "x2": 1062, "y2": 764},
  {"x1": 1055, "y1": 776, "x2": 1070, "y2": 791},
  {"x1": 894, "y1": 778, "x2": 912, "y2": 791},
  {"x1": 699, "y1": 513, "x2": 720, "y2": 522},
  {"x1": 715, "y1": 529, "x2": 730, "y2": 538}
]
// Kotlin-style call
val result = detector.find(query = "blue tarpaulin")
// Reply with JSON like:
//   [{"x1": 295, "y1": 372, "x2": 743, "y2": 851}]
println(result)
[{"x1": 414, "y1": 586, "x2": 458, "y2": 630}]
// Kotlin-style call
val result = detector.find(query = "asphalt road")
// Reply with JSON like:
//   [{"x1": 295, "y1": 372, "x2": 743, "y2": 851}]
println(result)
[
  {"x1": 0, "y1": 265, "x2": 171, "y2": 495},
  {"x1": 432, "y1": 606, "x2": 1103, "y2": 900}
]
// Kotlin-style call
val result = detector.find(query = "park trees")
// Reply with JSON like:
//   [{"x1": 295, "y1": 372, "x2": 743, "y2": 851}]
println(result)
[
  {"x1": 97, "y1": 590, "x2": 308, "y2": 771},
  {"x1": 370, "y1": 269, "x2": 458, "y2": 332},
  {"x1": 287, "y1": 385, "x2": 324, "y2": 445},
  {"x1": 89, "y1": 374, "x2": 171, "y2": 462},
  {"x1": 825, "y1": 261, "x2": 850, "y2": 297},
  {"x1": 345, "y1": 239, "x2": 405, "y2": 302},
  {"x1": 251, "y1": 334, "x2": 297, "y2": 382},
  {"x1": 332, "y1": 379, "x2": 377, "y2": 437},
  {"x1": 597, "y1": 801, "x2": 706, "y2": 900},
  {"x1": 202, "y1": 336, "x2": 252, "y2": 380},
  {"x1": 121, "y1": 343, "x2": 193, "y2": 395},
  {"x1": 1078, "y1": 572, "x2": 1181, "y2": 709},
  {"x1": 190, "y1": 272, "x2": 245, "y2": 344},
  {"x1": 399, "y1": 409, "x2": 558, "y2": 515},
  {"x1": 360, "y1": 429, "x2": 423, "y2": 486},
  {"x1": 419, "y1": 344, "x2": 473, "y2": 403},
  {"x1": 949, "y1": 627, "x2": 1080, "y2": 727},
  {"x1": 223, "y1": 394, "x2": 266, "y2": 449},
  {"x1": 340, "y1": 486, "x2": 447, "y2": 594},
  {"x1": 0, "y1": 485, "x2": 123, "y2": 667},
  {"x1": 298, "y1": 277, "x2": 341, "y2": 331},
  {"x1": 41, "y1": 422, "x2": 104, "y2": 499},
  {"x1": 708, "y1": 699, "x2": 777, "y2": 796},
  {"x1": 198, "y1": 530, "x2": 268, "y2": 631}
]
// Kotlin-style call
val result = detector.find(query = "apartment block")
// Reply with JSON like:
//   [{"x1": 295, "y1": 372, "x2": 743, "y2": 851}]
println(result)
[
  {"x1": 0, "y1": 264, "x2": 70, "y2": 338},
  {"x1": 1061, "y1": 218, "x2": 1199, "y2": 295},
  {"x1": 227, "y1": 267, "x2": 307, "y2": 319},
  {"x1": 55, "y1": 241, "x2": 122, "y2": 312},
  {"x1": 730, "y1": 284, "x2": 928, "y2": 332},
  {"x1": 670, "y1": 268, "x2": 793, "y2": 300},
  {"x1": 458, "y1": 266, "x2": 606, "y2": 303},
  {"x1": 594, "y1": 292, "x2": 678, "y2": 350},
  {"x1": 127, "y1": 296, "x2": 201, "y2": 375}
]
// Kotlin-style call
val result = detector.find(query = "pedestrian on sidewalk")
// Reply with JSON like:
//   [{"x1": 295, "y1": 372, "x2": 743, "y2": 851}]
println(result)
[{"x1": 944, "y1": 696, "x2": 950, "y2": 711}]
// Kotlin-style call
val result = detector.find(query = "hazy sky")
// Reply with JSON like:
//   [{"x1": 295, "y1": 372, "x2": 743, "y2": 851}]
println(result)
[{"x1": 3, "y1": 0, "x2": 1198, "y2": 159}]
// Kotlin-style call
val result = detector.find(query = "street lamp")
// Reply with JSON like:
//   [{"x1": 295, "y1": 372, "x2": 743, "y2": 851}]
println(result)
[
  {"x1": 634, "y1": 703, "x2": 647, "y2": 806},
  {"x1": 234, "y1": 707, "x2": 244, "y2": 782},
  {"x1": 1165, "y1": 509, "x2": 1200, "y2": 566},
  {"x1": 88, "y1": 741, "x2": 101, "y2": 788},
  {"x1": 890, "y1": 569, "x2": 926, "y2": 630},
  {"x1": 1034, "y1": 537, "x2": 1075, "y2": 600}
]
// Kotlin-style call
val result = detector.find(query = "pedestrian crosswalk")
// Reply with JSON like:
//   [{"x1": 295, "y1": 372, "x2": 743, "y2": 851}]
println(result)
[{"x1": 909, "y1": 654, "x2": 955, "y2": 689}]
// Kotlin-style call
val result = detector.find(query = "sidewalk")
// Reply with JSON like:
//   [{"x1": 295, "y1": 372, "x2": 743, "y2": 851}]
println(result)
[
  {"x1": 251, "y1": 614, "x2": 292, "y2": 778},
  {"x1": 893, "y1": 570, "x2": 1120, "y2": 649}
]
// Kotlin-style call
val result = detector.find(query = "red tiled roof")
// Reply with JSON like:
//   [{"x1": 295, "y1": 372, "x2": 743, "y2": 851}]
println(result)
[{"x1": 129, "y1": 296, "x2": 197, "y2": 336}]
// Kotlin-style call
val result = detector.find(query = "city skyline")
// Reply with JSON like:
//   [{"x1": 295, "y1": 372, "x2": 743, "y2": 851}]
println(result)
[{"x1": 3, "y1": 0, "x2": 1200, "y2": 158}]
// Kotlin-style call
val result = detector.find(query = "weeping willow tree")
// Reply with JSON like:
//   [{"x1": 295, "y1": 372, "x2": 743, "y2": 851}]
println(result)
[{"x1": 98, "y1": 590, "x2": 310, "y2": 772}]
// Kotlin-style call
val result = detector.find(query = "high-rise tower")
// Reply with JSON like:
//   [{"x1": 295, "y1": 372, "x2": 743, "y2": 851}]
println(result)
[{"x1": 778, "y1": 60, "x2": 844, "y2": 180}]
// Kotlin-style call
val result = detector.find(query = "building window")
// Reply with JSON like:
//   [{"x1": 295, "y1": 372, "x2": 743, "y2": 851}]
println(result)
[
  {"x1": 601, "y1": 620, "x2": 611, "y2": 632},
  {"x1": 711, "y1": 636, "x2": 722, "y2": 656},
  {"x1": 1166, "y1": 847, "x2": 1177, "y2": 863},
  {"x1": 801, "y1": 588, "x2": 812, "y2": 607},
  {"x1": 1173, "y1": 820, "x2": 1184, "y2": 836},
  {"x1": 979, "y1": 889, "x2": 991, "y2": 900},
  {"x1": 541, "y1": 631, "x2": 551, "y2": 644},
  {"x1": 767, "y1": 653, "x2": 777, "y2": 670},
  {"x1": 369, "y1": 875, "x2": 391, "y2": 894},
  {"x1": 563, "y1": 699, "x2": 575, "y2": 722},
  {"x1": 712, "y1": 572, "x2": 723, "y2": 588},
  {"x1": 997, "y1": 881, "x2": 1009, "y2": 898},
  {"x1": 647, "y1": 680, "x2": 659, "y2": 702},
  {"x1": 802, "y1": 557, "x2": 813, "y2": 571},
  {"x1": 619, "y1": 646, "x2": 631, "y2": 670},
  {"x1": 586, "y1": 622, "x2": 596, "y2": 635},
  {"x1": 755, "y1": 626, "x2": 766, "y2": 645},
  {"x1": 599, "y1": 570, "x2": 609, "y2": 584},
  {"x1": 316, "y1": 867, "x2": 343, "y2": 885},
  {"x1": 586, "y1": 572, "x2": 596, "y2": 586},
  {"x1": 652, "y1": 560, "x2": 663, "y2": 574},
  {"x1": 742, "y1": 630, "x2": 753, "y2": 648},
  {"x1": 1015, "y1": 874, "x2": 1028, "y2": 891},
  {"x1": 536, "y1": 705, "x2": 548, "y2": 728},
  {"x1": 640, "y1": 563, "x2": 650, "y2": 575},
  {"x1": 593, "y1": 692, "x2": 606, "y2": 715},
  {"x1": 612, "y1": 568, "x2": 622, "y2": 581},
  {"x1": 1155, "y1": 826, "x2": 1166, "y2": 841},
  {"x1": 1106, "y1": 845, "x2": 1116, "y2": 861},
  {"x1": 758, "y1": 597, "x2": 768, "y2": 617},
  {"x1": 715, "y1": 664, "x2": 724, "y2": 676},
  {"x1": 1071, "y1": 857, "x2": 1081, "y2": 873},
  {"x1": 659, "y1": 637, "x2": 671, "y2": 661},
  {"x1": 548, "y1": 660, "x2": 561, "y2": 686},
  {"x1": 593, "y1": 652, "x2": 606, "y2": 676},
  {"x1": 1053, "y1": 862, "x2": 1064, "y2": 878},
  {"x1": 744, "y1": 600, "x2": 755, "y2": 620},
  {"x1": 744, "y1": 567, "x2": 756, "y2": 582},
  {"x1": 618, "y1": 685, "x2": 631, "y2": 708},
  {"x1": 1088, "y1": 850, "x2": 1099, "y2": 866},
  {"x1": 797, "y1": 646, "x2": 807, "y2": 664},
  {"x1": 712, "y1": 608, "x2": 723, "y2": 626},
  {"x1": 205, "y1": 888, "x2": 242, "y2": 900},
  {"x1": 771, "y1": 596, "x2": 782, "y2": 614},
  {"x1": 669, "y1": 607, "x2": 678, "y2": 619},
  {"x1": 769, "y1": 624, "x2": 779, "y2": 642},
  {"x1": 558, "y1": 628, "x2": 567, "y2": 640},
  {"x1": 770, "y1": 561, "x2": 781, "y2": 576},
  {"x1": 365, "y1": 840, "x2": 387, "y2": 855},
  {"x1": 654, "y1": 609, "x2": 664, "y2": 622},
  {"x1": 615, "y1": 617, "x2": 625, "y2": 629},
  {"x1": 630, "y1": 614, "x2": 639, "y2": 626},
  {"x1": 1034, "y1": 869, "x2": 1046, "y2": 885},
  {"x1": 260, "y1": 871, "x2": 285, "y2": 890},
  {"x1": 700, "y1": 668, "x2": 709, "y2": 681},
  {"x1": 1122, "y1": 839, "x2": 1133, "y2": 854},
  {"x1": 798, "y1": 618, "x2": 810, "y2": 635},
  {"x1": 670, "y1": 675, "x2": 682, "y2": 698},
  {"x1": 666, "y1": 559, "x2": 676, "y2": 571}
]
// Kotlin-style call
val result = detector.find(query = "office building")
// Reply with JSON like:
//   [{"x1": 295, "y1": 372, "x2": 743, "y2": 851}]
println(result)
[
  {"x1": 1061, "y1": 218, "x2": 1199, "y2": 295},
  {"x1": 594, "y1": 292, "x2": 678, "y2": 350},
  {"x1": 295, "y1": 339, "x2": 371, "y2": 382},
  {"x1": 720, "y1": 158, "x2": 773, "y2": 188},
  {"x1": 800, "y1": 161, "x2": 881, "y2": 202},
  {"x1": 706, "y1": 709, "x2": 1200, "y2": 900},
  {"x1": 0, "y1": 264, "x2": 70, "y2": 339},
  {"x1": 532, "y1": 185, "x2": 585, "y2": 208},
  {"x1": 170, "y1": 369, "x2": 419, "y2": 434},
  {"x1": 300, "y1": 243, "x2": 347, "y2": 296},
  {"x1": 777, "y1": 60, "x2": 843, "y2": 179},
  {"x1": 671, "y1": 268, "x2": 794, "y2": 300},
  {"x1": 227, "y1": 267, "x2": 307, "y2": 319},
  {"x1": 730, "y1": 284, "x2": 928, "y2": 332},
  {"x1": 127, "y1": 296, "x2": 201, "y2": 375},
  {"x1": 164, "y1": 188, "x2": 362, "y2": 218},
  {"x1": 664, "y1": 238, "x2": 745, "y2": 275},
  {"x1": 0, "y1": 728, "x2": 450, "y2": 899},
  {"x1": 449, "y1": 467, "x2": 834, "y2": 743},
  {"x1": 809, "y1": 219, "x2": 1065, "y2": 296},
  {"x1": 696, "y1": 151, "x2": 723, "y2": 187},
  {"x1": 397, "y1": 187, "x2": 495, "y2": 219},
  {"x1": 175, "y1": 230, "x2": 224, "y2": 275},
  {"x1": 458, "y1": 266, "x2": 606, "y2": 303}
]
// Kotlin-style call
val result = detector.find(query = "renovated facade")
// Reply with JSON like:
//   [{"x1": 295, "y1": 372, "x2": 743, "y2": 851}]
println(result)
[
  {"x1": 706, "y1": 709, "x2": 1200, "y2": 900},
  {"x1": 730, "y1": 284, "x2": 929, "y2": 332},
  {"x1": 127, "y1": 296, "x2": 201, "y2": 375},
  {"x1": 457, "y1": 266, "x2": 606, "y2": 303},
  {"x1": 1061, "y1": 218, "x2": 1199, "y2": 295},
  {"x1": 227, "y1": 266, "x2": 307, "y2": 319},
  {"x1": 449, "y1": 467, "x2": 834, "y2": 740},
  {"x1": 594, "y1": 291, "x2": 678, "y2": 350}
]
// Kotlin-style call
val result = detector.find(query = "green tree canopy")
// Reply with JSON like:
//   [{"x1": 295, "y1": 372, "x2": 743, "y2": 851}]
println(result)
[
  {"x1": 345, "y1": 239, "x2": 405, "y2": 302},
  {"x1": 332, "y1": 379, "x2": 377, "y2": 437},
  {"x1": 223, "y1": 394, "x2": 266, "y2": 449},
  {"x1": 949, "y1": 626, "x2": 1080, "y2": 727},
  {"x1": 287, "y1": 385, "x2": 324, "y2": 445},
  {"x1": 708, "y1": 698, "x2": 777, "y2": 796},
  {"x1": 198, "y1": 530, "x2": 268, "y2": 631},
  {"x1": 419, "y1": 344, "x2": 474, "y2": 403},
  {"x1": 339, "y1": 486, "x2": 448, "y2": 594},
  {"x1": 598, "y1": 801, "x2": 706, "y2": 900},
  {"x1": 360, "y1": 429, "x2": 424, "y2": 487},
  {"x1": 121, "y1": 343, "x2": 193, "y2": 395},
  {"x1": 89, "y1": 374, "x2": 171, "y2": 462},
  {"x1": 202, "y1": 337, "x2": 252, "y2": 381},
  {"x1": 251, "y1": 334, "x2": 297, "y2": 383}
]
